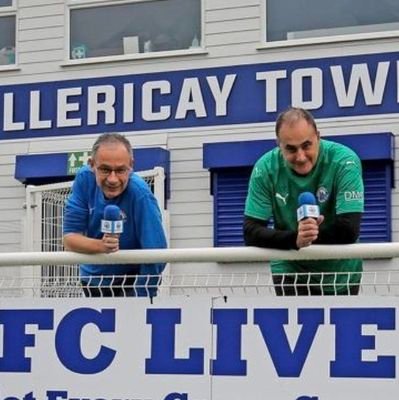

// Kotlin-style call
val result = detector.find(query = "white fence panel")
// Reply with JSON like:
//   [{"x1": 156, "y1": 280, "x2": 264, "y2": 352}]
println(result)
[{"x1": 21, "y1": 167, "x2": 168, "y2": 294}]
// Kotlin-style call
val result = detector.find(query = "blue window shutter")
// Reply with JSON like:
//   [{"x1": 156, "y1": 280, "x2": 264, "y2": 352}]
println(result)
[
  {"x1": 213, "y1": 168, "x2": 251, "y2": 246},
  {"x1": 361, "y1": 161, "x2": 392, "y2": 242},
  {"x1": 213, "y1": 162, "x2": 391, "y2": 246}
]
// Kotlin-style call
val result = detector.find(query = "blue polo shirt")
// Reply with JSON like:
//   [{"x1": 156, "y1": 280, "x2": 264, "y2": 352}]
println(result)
[{"x1": 64, "y1": 166, "x2": 167, "y2": 289}]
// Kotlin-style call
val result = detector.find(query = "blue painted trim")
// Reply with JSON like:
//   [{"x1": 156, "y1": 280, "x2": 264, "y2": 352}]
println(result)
[
  {"x1": 15, "y1": 148, "x2": 170, "y2": 198},
  {"x1": 15, "y1": 153, "x2": 69, "y2": 181},
  {"x1": 203, "y1": 133, "x2": 394, "y2": 169}
]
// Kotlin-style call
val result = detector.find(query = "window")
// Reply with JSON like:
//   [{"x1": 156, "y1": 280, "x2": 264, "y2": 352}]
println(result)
[
  {"x1": 266, "y1": 0, "x2": 399, "y2": 43},
  {"x1": 204, "y1": 133, "x2": 394, "y2": 246},
  {"x1": 211, "y1": 163, "x2": 392, "y2": 246},
  {"x1": 69, "y1": 0, "x2": 201, "y2": 60},
  {"x1": 0, "y1": 1, "x2": 16, "y2": 66}
]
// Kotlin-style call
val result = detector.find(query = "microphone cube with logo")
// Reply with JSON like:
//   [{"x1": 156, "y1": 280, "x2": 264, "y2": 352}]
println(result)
[
  {"x1": 297, "y1": 192, "x2": 320, "y2": 221},
  {"x1": 101, "y1": 205, "x2": 124, "y2": 234}
]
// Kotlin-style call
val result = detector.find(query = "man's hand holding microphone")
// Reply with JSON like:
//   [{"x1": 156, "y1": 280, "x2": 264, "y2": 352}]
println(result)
[
  {"x1": 101, "y1": 205, "x2": 124, "y2": 253},
  {"x1": 296, "y1": 192, "x2": 324, "y2": 249}
]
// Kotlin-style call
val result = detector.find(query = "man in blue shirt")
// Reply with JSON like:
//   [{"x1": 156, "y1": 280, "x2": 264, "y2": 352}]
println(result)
[{"x1": 63, "y1": 133, "x2": 167, "y2": 297}]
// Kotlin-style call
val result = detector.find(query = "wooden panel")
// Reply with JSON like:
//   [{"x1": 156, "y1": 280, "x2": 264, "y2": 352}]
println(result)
[
  {"x1": 172, "y1": 213, "x2": 213, "y2": 226},
  {"x1": 0, "y1": 187, "x2": 25, "y2": 198},
  {"x1": 171, "y1": 160, "x2": 204, "y2": 173},
  {"x1": 171, "y1": 176, "x2": 209, "y2": 191},
  {"x1": 0, "y1": 142, "x2": 29, "y2": 156},
  {"x1": 19, "y1": 26, "x2": 64, "y2": 41},
  {"x1": 206, "y1": 6, "x2": 259, "y2": 22},
  {"x1": 0, "y1": 232, "x2": 22, "y2": 244},
  {"x1": 0, "y1": 197, "x2": 25, "y2": 209},
  {"x1": 18, "y1": 49, "x2": 65, "y2": 63},
  {"x1": 206, "y1": 18, "x2": 260, "y2": 34},
  {"x1": 169, "y1": 238, "x2": 212, "y2": 248},
  {"x1": 19, "y1": 0, "x2": 64, "y2": 6},
  {"x1": 206, "y1": 30, "x2": 260, "y2": 46},
  {"x1": 18, "y1": 38, "x2": 64, "y2": 53},
  {"x1": 168, "y1": 201, "x2": 212, "y2": 214},
  {"x1": 0, "y1": 209, "x2": 24, "y2": 222},
  {"x1": 0, "y1": 163, "x2": 18, "y2": 175},
  {"x1": 171, "y1": 189, "x2": 210, "y2": 203},
  {"x1": 19, "y1": 4, "x2": 64, "y2": 19},
  {"x1": 19, "y1": 15, "x2": 64, "y2": 30},
  {"x1": 0, "y1": 176, "x2": 25, "y2": 186},
  {"x1": 170, "y1": 226, "x2": 212, "y2": 239},
  {"x1": 206, "y1": 0, "x2": 259, "y2": 10}
]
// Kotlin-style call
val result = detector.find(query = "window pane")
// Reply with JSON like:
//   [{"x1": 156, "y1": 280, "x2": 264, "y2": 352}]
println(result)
[
  {"x1": 0, "y1": 0, "x2": 12, "y2": 6},
  {"x1": 0, "y1": 15, "x2": 15, "y2": 65},
  {"x1": 267, "y1": 0, "x2": 399, "y2": 42},
  {"x1": 70, "y1": 0, "x2": 201, "y2": 59}
]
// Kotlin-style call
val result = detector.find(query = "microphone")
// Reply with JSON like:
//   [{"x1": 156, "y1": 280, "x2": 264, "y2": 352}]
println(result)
[
  {"x1": 101, "y1": 205, "x2": 124, "y2": 234},
  {"x1": 297, "y1": 192, "x2": 320, "y2": 222}
]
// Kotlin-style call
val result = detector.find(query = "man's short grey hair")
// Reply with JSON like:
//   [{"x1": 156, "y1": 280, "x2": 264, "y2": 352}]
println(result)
[
  {"x1": 275, "y1": 107, "x2": 318, "y2": 137},
  {"x1": 91, "y1": 133, "x2": 133, "y2": 160}
]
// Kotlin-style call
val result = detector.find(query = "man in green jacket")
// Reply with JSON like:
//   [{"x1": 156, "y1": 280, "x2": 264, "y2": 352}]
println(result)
[{"x1": 244, "y1": 107, "x2": 364, "y2": 295}]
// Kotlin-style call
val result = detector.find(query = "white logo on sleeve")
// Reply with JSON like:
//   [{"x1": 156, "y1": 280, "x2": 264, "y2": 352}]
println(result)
[
  {"x1": 344, "y1": 191, "x2": 363, "y2": 201},
  {"x1": 254, "y1": 167, "x2": 262, "y2": 178}
]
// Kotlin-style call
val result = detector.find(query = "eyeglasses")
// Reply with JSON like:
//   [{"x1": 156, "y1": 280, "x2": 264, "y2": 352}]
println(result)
[{"x1": 96, "y1": 166, "x2": 131, "y2": 177}]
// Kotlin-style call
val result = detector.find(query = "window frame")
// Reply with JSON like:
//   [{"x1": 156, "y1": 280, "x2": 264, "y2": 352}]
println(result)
[
  {"x1": 65, "y1": 0, "x2": 206, "y2": 65},
  {"x1": 0, "y1": 0, "x2": 17, "y2": 69},
  {"x1": 0, "y1": 0, "x2": 15, "y2": 9},
  {"x1": 260, "y1": 0, "x2": 399, "y2": 49},
  {"x1": 204, "y1": 133, "x2": 394, "y2": 247},
  {"x1": 211, "y1": 161, "x2": 392, "y2": 247}
]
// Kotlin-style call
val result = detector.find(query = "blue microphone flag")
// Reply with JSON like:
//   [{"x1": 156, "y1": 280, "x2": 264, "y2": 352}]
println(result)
[
  {"x1": 298, "y1": 192, "x2": 317, "y2": 206},
  {"x1": 101, "y1": 205, "x2": 124, "y2": 234},
  {"x1": 104, "y1": 204, "x2": 121, "y2": 220},
  {"x1": 297, "y1": 192, "x2": 320, "y2": 221}
]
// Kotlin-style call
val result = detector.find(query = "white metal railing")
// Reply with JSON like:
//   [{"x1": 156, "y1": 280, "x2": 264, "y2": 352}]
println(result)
[
  {"x1": 1, "y1": 270, "x2": 399, "y2": 298},
  {"x1": 1, "y1": 244, "x2": 399, "y2": 297},
  {"x1": 2, "y1": 243, "x2": 399, "y2": 266}
]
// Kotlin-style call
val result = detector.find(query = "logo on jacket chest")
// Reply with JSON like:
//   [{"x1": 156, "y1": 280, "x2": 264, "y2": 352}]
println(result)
[
  {"x1": 275, "y1": 192, "x2": 289, "y2": 205},
  {"x1": 316, "y1": 186, "x2": 329, "y2": 203}
]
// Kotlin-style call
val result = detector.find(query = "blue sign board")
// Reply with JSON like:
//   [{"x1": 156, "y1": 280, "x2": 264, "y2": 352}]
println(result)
[{"x1": 0, "y1": 51, "x2": 398, "y2": 139}]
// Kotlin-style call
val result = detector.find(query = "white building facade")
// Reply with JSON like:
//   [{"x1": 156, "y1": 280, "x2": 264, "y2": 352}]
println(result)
[{"x1": 0, "y1": 0, "x2": 399, "y2": 273}]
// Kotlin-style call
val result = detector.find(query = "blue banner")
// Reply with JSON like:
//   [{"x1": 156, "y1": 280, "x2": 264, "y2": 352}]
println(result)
[
  {"x1": 0, "y1": 51, "x2": 398, "y2": 140},
  {"x1": 1, "y1": 296, "x2": 398, "y2": 400}
]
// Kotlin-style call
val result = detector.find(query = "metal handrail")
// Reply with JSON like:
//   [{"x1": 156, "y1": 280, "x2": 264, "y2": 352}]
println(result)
[{"x1": 1, "y1": 243, "x2": 399, "y2": 266}]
